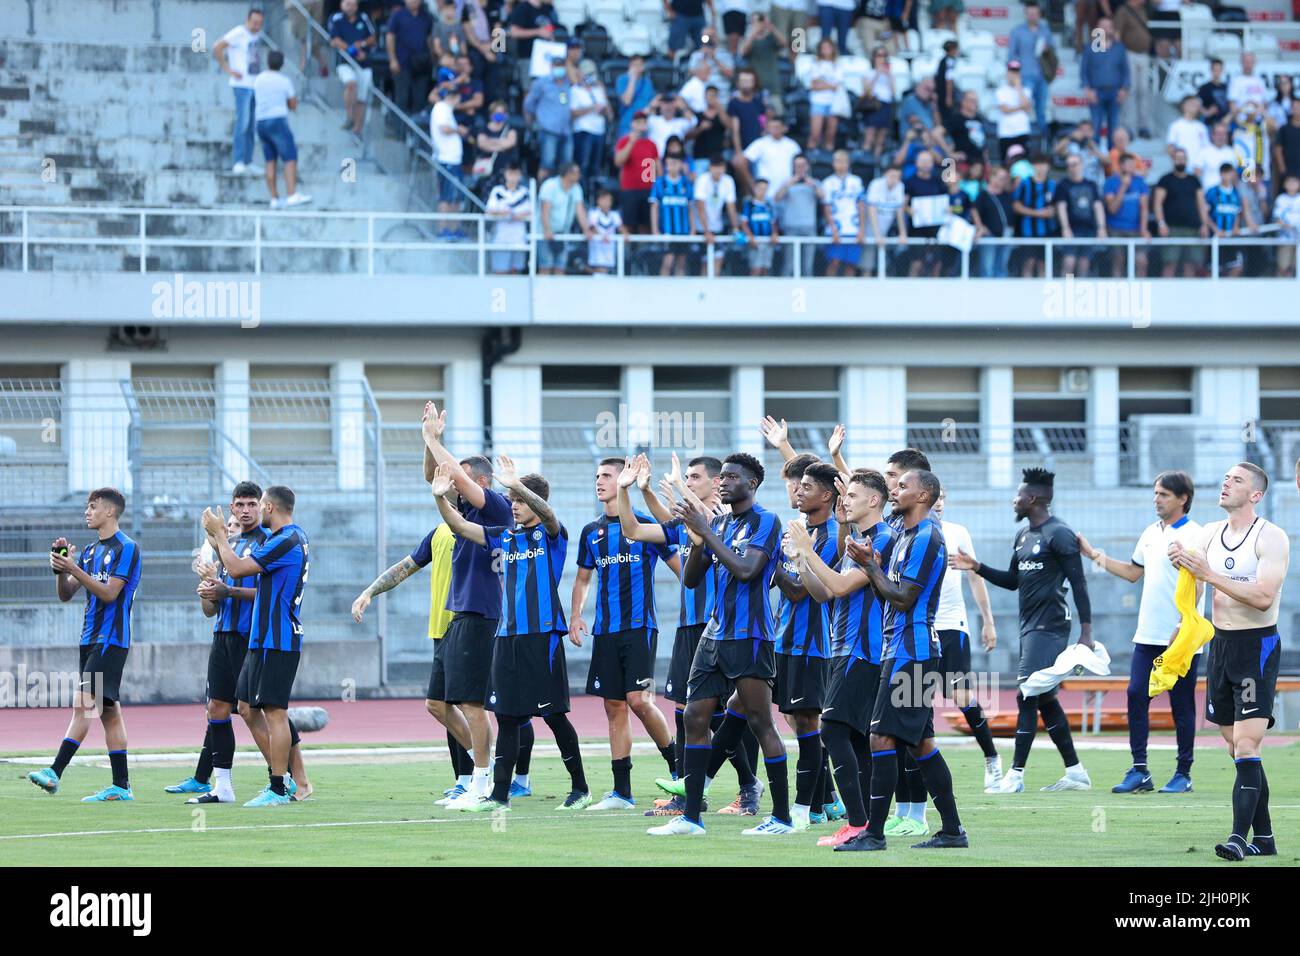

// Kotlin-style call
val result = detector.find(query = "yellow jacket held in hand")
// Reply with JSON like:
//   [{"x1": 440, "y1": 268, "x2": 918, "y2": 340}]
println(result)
[{"x1": 1149, "y1": 567, "x2": 1214, "y2": 697}]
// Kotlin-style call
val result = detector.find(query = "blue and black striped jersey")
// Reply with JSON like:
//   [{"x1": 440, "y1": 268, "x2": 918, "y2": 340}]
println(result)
[
  {"x1": 248, "y1": 523, "x2": 310, "y2": 653},
  {"x1": 483, "y1": 523, "x2": 568, "y2": 637},
  {"x1": 881, "y1": 516, "x2": 946, "y2": 663},
  {"x1": 649, "y1": 174, "x2": 693, "y2": 235},
  {"x1": 215, "y1": 526, "x2": 267, "y2": 635},
  {"x1": 700, "y1": 504, "x2": 782, "y2": 642},
  {"x1": 831, "y1": 521, "x2": 897, "y2": 663},
  {"x1": 775, "y1": 517, "x2": 839, "y2": 658},
  {"x1": 659, "y1": 518, "x2": 715, "y2": 628},
  {"x1": 577, "y1": 512, "x2": 677, "y2": 634},
  {"x1": 77, "y1": 532, "x2": 142, "y2": 648}
]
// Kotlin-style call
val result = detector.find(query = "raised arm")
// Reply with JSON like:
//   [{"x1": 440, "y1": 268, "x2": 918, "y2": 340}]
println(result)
[
  {"x1": 421, "y1": 400, "x2": 487, "y2": 509},
  {"x1": 431, "y1": 464, "x2": 488, "y2": 547},
  {"x1": 759, "y1": 414, "x2": 797, "y2": 462},
  {"x1": 495, "y1": 454, "x2": 560, "y2": 537}
]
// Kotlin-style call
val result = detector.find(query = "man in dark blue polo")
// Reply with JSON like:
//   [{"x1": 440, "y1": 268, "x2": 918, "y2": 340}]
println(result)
[{"x1": 385, "y1": 0, "x2": 435, "y2": 120}]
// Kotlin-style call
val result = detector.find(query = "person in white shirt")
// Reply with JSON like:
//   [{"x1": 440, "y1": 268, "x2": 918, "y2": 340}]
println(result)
[
  {"x1": 213, "y1": 8, "x2": 265, "y2": 174},
  {"x1": 252, "y1": 51, "x2": 311, "y2": 209},
  {"x1": 1167, "y1": 95, "x2": 1211, "y2": 163},
  {"x1": 933, "y1": 488, "x2": 1003, "y2": 789},
  {"x1": 430, "y1": 85, "x2": 467, "y2": 226},
  {"x1": 692, "y1": 156, "x2": 738, "y2": 275},
  {"x1": 646, "y1": 95, "x2": 697, "y2": 158},
  {"x1": 679, "y1": 59, "x2": 713, "y2": 115},
  {"x1": 571, "y1": 60, "x2": 611, "y2": 184},
  {"x1": 807, "y1": 38, "x2": 843, "y2": 153},
  {"x1": 994, "y1": 62, "x2": 1033, "y2": 156},
  {"x1": 485, "y1": 163, "x2": 531, "y2": 274},
  {"x1": 1193, "y1": 122, "x2": 1238, "y2": 193},
  {"x1": 861, "y1": 164, "x2": 908, "y2": 276},
  {"x1": 1273, "y1": 172, "x2": 1300, "y2": 277},
  {"x1": 1227, "y1": 51, "x2": 1268, "y2": 115},
  {"x1": 587, "y1": 188, "x2": 626, "y2": 273},
  {"x1": 1076, "y1": 471, "x2": 1204, "y2": 795},
  {"x1": 740, "y1": 115, "x2": 802, "y2": 195},
  {"x1": 820, "y1": 149, "x2": 864, "y2": 276}
]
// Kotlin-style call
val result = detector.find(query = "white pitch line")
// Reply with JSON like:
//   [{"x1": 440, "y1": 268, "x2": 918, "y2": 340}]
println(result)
[{"x1": 0, "y1": 817, "x2": 461, "y2": 841}]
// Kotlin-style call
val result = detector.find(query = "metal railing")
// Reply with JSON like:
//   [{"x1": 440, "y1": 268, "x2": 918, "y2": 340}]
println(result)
[{"x1": 3, "y1": 205, "x2": 1297, "y2": 279}]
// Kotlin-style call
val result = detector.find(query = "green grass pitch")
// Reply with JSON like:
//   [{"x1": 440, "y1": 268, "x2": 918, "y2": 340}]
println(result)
[{"x1": 3, "y1": 741, "x2": 1297, "y2": 866}]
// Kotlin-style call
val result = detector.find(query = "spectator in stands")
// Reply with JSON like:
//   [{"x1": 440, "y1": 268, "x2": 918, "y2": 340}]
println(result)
[
  {"x1": 253, "y1": 50, "x2": 311, "y2": 210},
  {"x1": 588, "y1": 188, "x2": 627, "y2": 274},
  {"x1": 563, "y1": 38, "x2": 584, "y2": 83},
  {"x1": 662, "y1": 135, "x2": 692, "y2": 180},
  {"x1": 1103, "y1": 151, "x2": 1150, "y2": 277},
  {"x1": 615, "y1": 57, "x2": 656, "y2": 139},
  {"x1": 433, "y1": 0, "x2": 468, "y2": 58},
  {"x1": 328, "y1": 0, "x2": 377, "y2": 138},
  {"x1": 1145, "y1": 0, "x2": 1185, "y2": 59},
  {"x1": 1054, "y1": 119, "x2": 1104, "y2": 187},
  {"x1": 571, "y1": 60, "x2": 612, "y2": 185},
  {"x1": 615, "y1": 111, "x2": 659, "y2": 235},
  {"x1": 1079, "y1": 17, "x2": 1128, "y2": 149},
  {"x1": 727, "y1": 68, "x2": 769, "y2": 158},
  {"x1": 688, "y1": 28, "x2": 737, "y2": 102},
  {"x1": 525, "y1": 56, "x2": 574, "y2": 180},
  {"x1": 1153, "y1": 149, "x2": 1210, "y2": 278},
  {"x1": 994, "y1": 62, "x2": 1032, "y2": 160},
  {"x1": 649, "y1": 153, "x2": 696, "y2": 275},
  {"x1": 462, "y1": 0, "x2": 502, "y2": 103},
  {"x1": 1227, "y1": 52, "x2": 1268, "y2": 118},
  {"x1": 1012, "y1": 154, "x2": 1057, "y2": 277},
  {"x1": 1167, "y1": 95, "x2": 1209, "y2": 164},
  {"x1": 898, "y1": 76, "x2": 938, "y2": 132},
  {"x1": 680, "y1": 59, "x2": 715, "y2": 114},
  {"x1": 740, "y1": 114, "x2": 802, "y2": 195},
  {"x1": 486, "y1": 162, "x2": 531, "y2": 273},
  {"x1": 934, "y1": 39, "x2": 960, "y2": 131},
  {"x1": 821, "y1": 149, "x2": 866, "y2": 276},
  {"x1": 1205, "y1": 163, "x2": 1256, "y2": 278},
  {"x1": 473, "y1": 102, "x2": 520, "y2": 185},
  {"x1": 214, "y1": 7, "x2": 266, "y2": 175},
  {"x1": 972, "y1": 165, "x2": 1015, "y2": 278},
  {"x1": 854, "y1": 0, "x2": 890, "y2": 60},
  {"x1": 819, "y1": 0, "x2": 857, "y2": 56},
  {"x1": 741, "y1": 178, "x2": 779, "y2": 275},
  {"x1": 1232, "y1": 101, "x2": 1271, "y2": 203},
  {"x1": 647, "y1": 95, "x2": 697, "y2": 158},
  {"x1": 719, "y1": 0, "x2": 752, "y2": 56},
  {"x1": 904, "y1": 149, "x2": 946, "y2": 276},
  {"x1": 959, "y1": 158, "x2": 986, "y2": 202},
  {"x1": 386, "y1": 0, "x2": 436, "y2": 122},
  {"x1": 451, "y1": 55, "x2": 485, "y2": 128},
  {"x1": 739, "y1": 15, "x2": 784, "y2": 116},
  {"x1": 687, "y1": 86, "x2": 731, "y2": 175},
  {"x1": 808, "y1": 39, "x2": 845, "y2": 154},
  {"x1": 1006, "y1": 0, "x2": 1053, "y2": 138},
  {"x1": 947, "y1": 89, "x2": 988, "y2": 166},
  {"x1": 1193, "y1": 122, "x2": 1236, "y2": 194},
  {"x1": 774, "y1": 154, "x2": 823, "y2": 276},
  {"x1": 1054, "y1": 153, "x2": 1106, "y2": 277},
  {"x1": 667, "y1": 0, "x2": 715, "y2": 60},
  {"x1": 894, "y1": 114, "x2": 946, "y2": 180},
  {"x1": 1273, "y1": 173, "x2": 1300, "y2": 277},
  {"x1": 429, "y1": 84, "x2": 467, "y2": 234},
  {"x1": 1004, "y1": 143, "x2": 1032, "y2": 183},
  {"x1": 1267, "y1": 75, "x2": 1294, "y2": 134},
  {"x1": 1197, "y1": 57, "x2": 1229, "y2": 131},
  {"x1": 694, "y1": 154, "x2": 740, "y2": 274},
  {"x1": 768, "y1": 0, "x2": 807, "y2": 56},
  {"x1": 863, "y1": 162, "x2": 908, "y2": 276},
  {"x1": 860, "y1": 46, "x2": 896, "y2": 165},
  {"x1": 538, "y1": 162, "x2": 591, "y2": 274},
  {"x1": 1276, "y1": 99, "x2": 1300, "y2": 199},
  {"x1": 1105, "y1": 125, "x2": 1147, "y2": 175},
  {"x1": 508, "y1": 0, "x2": 559, "y2": 79},
  {"x1": 885, "y1": 0, "x2": 918, "y2": 52}
]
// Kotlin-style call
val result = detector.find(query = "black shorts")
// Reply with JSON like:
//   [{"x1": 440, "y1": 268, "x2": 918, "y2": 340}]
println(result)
[
  {"x1": 774, "y1": 652, "x2": 828, "y2": 713},
  {"x1": 79, "y1": 642, "x2": 128, "y2": 706},
  {"x1": 1205, "y1": 626, "x2": 1281, "y2": 729},
  {"x1": 586, "y1": 627, "x2": 659, "y2": 699},
  {"x1": 207, "y1": 631, "x2": 249, "y2": 704},
  {"x1": 235, "y1": 647, "x2": 300, "y2": 710},
  {"x1": 722, "y1": 10, "x2": 747, "y2": 35},
  {"x1": 620, "y1": 188, "x2": 651, "y2": 230},
  {"x1": 426, "y1": 636, "x2": 448, "y2": 702},
  {"x1": 871, "y1": 657, "x2": 939, "y2": 747},
  {"x1": 822, "y1": 656, "x2": 881, "y2": 735},
  {"x1": 665, "y1": 622, "x2": 707, "y2": 704},
  {"x1": 937, "y1": 628, "x2": 974, "y2": 695},
  {"x1": 686, "y1": 636, "x2": 776, "y2": 704},
  {"x1": 441, "y1": 612, "x2": 497, "y2": 704},
  {"x1": 487, "y1": 632, "x2": 571, "y2": 718},
  {"x1": 1018, "y1": 628, "x2": 1069, "y2": 684}
]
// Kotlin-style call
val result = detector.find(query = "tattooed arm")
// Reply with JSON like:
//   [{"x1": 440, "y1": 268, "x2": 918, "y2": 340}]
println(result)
[{"x1": 351, "y1": 555, "x2": 420, "y2": 623}]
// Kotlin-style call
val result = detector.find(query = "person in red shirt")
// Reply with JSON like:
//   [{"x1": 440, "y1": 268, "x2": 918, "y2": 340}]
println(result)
[{"x1": 614, "y1": 110, "x2": 660, "y2": 235}]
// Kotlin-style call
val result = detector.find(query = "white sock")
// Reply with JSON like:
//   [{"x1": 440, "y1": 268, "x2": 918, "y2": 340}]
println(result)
[
  {"x1": 513, "y1": 773, "x2": 529, "y2": 788},
  {"x1": 472, "y1": 767, "x2": 490, "y2": 795},
  {"x1": 906, "y1": 802, "x2": 927, "y2": 823},
  {"x1": 1065, "y1": 763, "x2": 1085, "y2": 775},
  {"x1": 792, "y1": 803, "x2": 810, "y2": 818},
  {"x1": 456, "y1": 773, "x2": 472, "y2": 789},
  {"x1": 214, "y1": 767, "x2": 234, "y2": 799},
  {"x1": 896, "y1": 801, "x2": 913, "y2": 818},
  {"x1": 1007, "y1": 767, "x2": 1024, "y2": 777}
]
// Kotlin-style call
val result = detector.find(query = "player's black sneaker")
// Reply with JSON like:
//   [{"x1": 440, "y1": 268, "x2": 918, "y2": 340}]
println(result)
[
  {"x1": 911, "y1": 828, "x2": 969, "y2": 849},
  {"x1": 1247, "y1": 837, "x2": 1276, "y2": 857},
  {"x1": 1214, "y1": 836, "x2": 1247, "y2": 861},
  {"x1": 833, "y1": 832, "x2": 886, "y2": 852}
]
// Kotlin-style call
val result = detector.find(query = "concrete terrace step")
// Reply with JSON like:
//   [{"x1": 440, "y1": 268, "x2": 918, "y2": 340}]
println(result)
[{"x1": 10, "y1": 0, "x2": 261, "y2": 47}]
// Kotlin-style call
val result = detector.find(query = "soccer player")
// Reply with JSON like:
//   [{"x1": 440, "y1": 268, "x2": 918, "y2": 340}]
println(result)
[
  {"x1": 616, "y1": 453, "x2": 764, "y2": 817},
  {"x1": 771, "y1": 461, "x2": 841, "y2": 829},
  {"x1": 169, "y1": 482, "x2": 267, "y2": 804},
  {"x1": 570, "y1": 457, "x2": 679, "y2": 810},
  {"x1": 1169, "y1": 463, "x2": 1289, "y2": 860},
  {"x1": 430, "y1": 458, "x2": 592, "y2": 812},
  {"x1": 1077, "y1": 471, "x2": 1203, "y2": 794},
  {"x1": 647, "y1": 453, "x2": 793, "y2": 837},
  {"x1": 953, "y1": 467, "x2": 1094, "y2": 794},
  {"x1": 835, "y1": 468, "x2": 969, "y2": 851},
  {"x1": 421, "y1": 401, "x2": 515, "y2": 805},
  {"x1": 29, "y1": 488, "x2": 142, "y2": 802},
  {"x1": 200, "y1": 485, "x2": 308, "y2": 807},
  {"x1": 789, "y1": 469, "x2": 897, "y2": 848},
  {"x1": 931, "y1": 486, "x2": 1003, "y2": 789}
]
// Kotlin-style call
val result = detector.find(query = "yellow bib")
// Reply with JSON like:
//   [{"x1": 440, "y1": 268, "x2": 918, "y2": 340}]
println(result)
[
  {"x1": 428, "y1": 523, "x2": 456, "y2": 640},
  {"x1": 1148, "y1": 567, "x2": 1214, "y2": 697}
]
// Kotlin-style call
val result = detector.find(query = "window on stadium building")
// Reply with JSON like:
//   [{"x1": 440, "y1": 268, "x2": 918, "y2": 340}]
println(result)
[
  {"x1": 1259, "y1": 367, "x2": 1300, "y2": 422},
  {"x1": 250, "y1": 364, "x2": 332, "y2": 463},
  {"x1": 365, "y1": 363, "x2": 445, "y2": 461},
  {"x1": 764, "y1": 366, "x2": 840, "y2": 455},
  {"x1": 1119, "y1": 367, "x2": 1193, "y2": 419},
  {"x1": 654, "y1": 366, "x2": 730, "y2": 453},
  {"x1": 907, "y1": 367, "x2": 980, "y2": 454},
  {"x1": 542, "y1": 365, "x2": 621, "y2": 450},
  {"x1": 131, "y1": 364, "x2": 217, "y2": 458},
  {"x1": 1012, "y1": 367, "x2": 1087, "y2": 456}
]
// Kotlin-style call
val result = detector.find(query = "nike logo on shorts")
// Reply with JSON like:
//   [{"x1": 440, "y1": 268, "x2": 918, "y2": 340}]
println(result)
[
  {"x1": 1242, "y1": 707, "x2": 1258, "y2": 714},
  {"x1": 635, "y1": 678, "x2": 653, "y2": 687},
  {"x1": 790, "y1": 697, "x2": 804, "y2": 704},
  {"x1": 538, "y1": 702, "x2": 551, "y2": 709}
]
